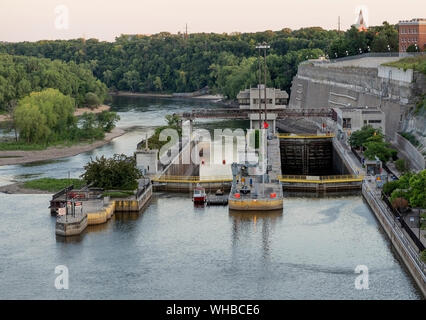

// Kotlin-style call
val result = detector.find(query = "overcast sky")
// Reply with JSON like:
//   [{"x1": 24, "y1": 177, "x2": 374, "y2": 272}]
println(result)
[{"x1": 0, "y1": 0, "x2": 424, "y2": 42}]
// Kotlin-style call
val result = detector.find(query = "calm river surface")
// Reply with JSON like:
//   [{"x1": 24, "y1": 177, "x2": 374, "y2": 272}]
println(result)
[{"x1": 0, "y1": 96, "x2": 421, "y2": 299}]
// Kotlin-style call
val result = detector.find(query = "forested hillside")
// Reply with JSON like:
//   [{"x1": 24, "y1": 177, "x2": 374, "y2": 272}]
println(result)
[
  {"x1": 0, "y1": 53, "x2": 108, "y2": 111},
  {"x1": 0, "y1": 23, "x2": 398, "y2": 100}
]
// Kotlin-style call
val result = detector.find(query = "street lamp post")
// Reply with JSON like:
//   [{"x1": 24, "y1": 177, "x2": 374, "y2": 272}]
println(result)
[{"x1": 255, "y1": 43, "x2": 270, "y2": 197}]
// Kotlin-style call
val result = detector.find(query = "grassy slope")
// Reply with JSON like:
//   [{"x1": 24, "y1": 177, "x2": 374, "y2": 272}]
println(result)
[
  {"x1": 23, "y1": 178, "x2": 85, "y2": 192},
  {"x1": 383, "y1": 55, "x2": 426, "y2": 74}
]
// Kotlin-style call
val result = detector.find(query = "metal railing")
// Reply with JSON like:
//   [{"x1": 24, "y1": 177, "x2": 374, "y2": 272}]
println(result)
[
  {"x1": 364, "y1": 183, "x2": 426, "y2": 278},
  {"x1": 277, "y1": 133, "x2": 335, "y2": 139},
  {"x1": 278, "y1": 174, "x2": 364, "y2": 183},
  {"x1": 381, "y1": 191, "x2": 425, "y2": 252},
  {"x1": 152, "y1": 175, "x2": 233, "y2": 184}
]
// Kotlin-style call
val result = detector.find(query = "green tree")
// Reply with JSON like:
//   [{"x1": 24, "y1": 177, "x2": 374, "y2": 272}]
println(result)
[
  {"x1": 348, "y1": 125, "x2": 378, "y2": 148},
  {"x1": 406, "y1": 44, "x2": 419, "y2": 53},
  {"x1": 81, "y1": 154, "x2": 142, "y2": 190},
  {"x1": 84, "y1": 92, "x2": 101, "y2": 108},
  {"x1": 395, "y1": 159, "x2": 408, "y2": 173},
  {"x1": 363, "y1": 140, "x2": 396, "y2": 162},
  {"x1": 14, "y1": 89, "x2": 75, "y2": 143},
  {"x1": 408, "y1": 170, "x2": 426, "y2": 208},
  {"x1": 96, "y1": 111, "x2": 120, "y2": 132},
  {"x1": 123, "y1": 70, "x2": 140, "y2": 92}
]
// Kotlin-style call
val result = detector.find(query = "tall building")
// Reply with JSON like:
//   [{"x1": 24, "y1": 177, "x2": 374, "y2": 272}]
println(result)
[
  {"x1": 354, "y1": 10, "x2": 368, "y2": 32},
  {"x1": 398, "y1": 18, "x2": 426, "y2": 52}
]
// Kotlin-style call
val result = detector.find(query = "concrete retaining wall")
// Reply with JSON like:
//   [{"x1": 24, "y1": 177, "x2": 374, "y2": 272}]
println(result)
[
  {"x1": 288, "y1": 61, "x2": 425, "y2": 139},
  {"x1": 378, "y1": 66, "x2": 413, "y2": 83},
  {"x1": 392, "y1": 133, "x2": 425, "y2": 171},
  {"x1": 115, "y1": 184, "x2": 152, "y2": 212},
  {"x1": 87, "y1": 201, "x2": 115, "y2": 225}
]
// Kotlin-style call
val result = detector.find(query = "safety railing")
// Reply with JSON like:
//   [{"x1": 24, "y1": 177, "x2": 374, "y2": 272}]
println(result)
[
  {"x1": 276, "y1": 133, "x2": 335, "y2": 139},
  {"x1": 278, "y1": 174, "x2": 364, "y2": 183},
  {"x1": 152, "y1": 175, "x2": 233, "y2": 183}
]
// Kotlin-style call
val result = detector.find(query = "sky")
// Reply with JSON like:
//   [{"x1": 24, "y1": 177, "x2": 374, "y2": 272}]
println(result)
[{"x1": 0, "y1": 0, "x2": 424, "y2": 42}]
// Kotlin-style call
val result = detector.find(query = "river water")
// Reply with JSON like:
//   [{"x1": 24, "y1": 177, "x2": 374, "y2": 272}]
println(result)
[{"x1": 0, "y1": 96, "x2": 421, "y2": 299}]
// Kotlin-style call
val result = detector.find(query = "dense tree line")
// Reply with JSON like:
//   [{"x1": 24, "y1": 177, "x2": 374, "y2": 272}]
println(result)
[
  {"x1": 0, "y1": 53, "x2": 108, "y2": 111},
  {"x1": 0, "y1": 24, "x2": 398, "y2": 99},
  {"x1": 327, "y1": 22, "x2": 398, "y2": 58}
]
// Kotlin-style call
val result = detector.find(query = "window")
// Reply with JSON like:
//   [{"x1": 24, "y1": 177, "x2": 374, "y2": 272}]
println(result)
[
  {"x1": 239, "y1": 98, "x2": 250, "y2": 105},
  {"x1": 342, "y1": 118, "x2": 352, "y2": 129},
  {"x1": 368, "y1": 120, "x2": 382, "y2": 124}
]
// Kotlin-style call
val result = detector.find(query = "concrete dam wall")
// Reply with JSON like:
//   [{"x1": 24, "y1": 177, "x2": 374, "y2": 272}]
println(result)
[{"x1": 288, "y1": 57, "x2": 426, "y2": 140}]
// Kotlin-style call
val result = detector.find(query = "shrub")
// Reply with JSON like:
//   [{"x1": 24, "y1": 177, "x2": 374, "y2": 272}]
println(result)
[
  {"x1": 84, "y1": 92, "x2": 101, "y2": 109},
  {"x1": 81, "y1": 154, "x2": 142, "y2": 190},
  {"x1": 391, "y1": 197, "x2": 409, "y2": 211},
  {"x1": 395, "y1": 158, "x2": 408, "y2": 173}
]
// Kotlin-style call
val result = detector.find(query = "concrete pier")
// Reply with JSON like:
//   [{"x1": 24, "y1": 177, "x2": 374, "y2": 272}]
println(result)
[
  {"x1": 55, "y1": 184, "x2": 153, "y2": 237},
  {"x1": 55, "y1": 214, "x2": 88, "y2": 237}
]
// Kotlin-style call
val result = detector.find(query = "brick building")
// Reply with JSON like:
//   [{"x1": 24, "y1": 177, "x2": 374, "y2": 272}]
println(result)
[{"x1": 398, "y1": 18, "x2": 426, "y2": 52}]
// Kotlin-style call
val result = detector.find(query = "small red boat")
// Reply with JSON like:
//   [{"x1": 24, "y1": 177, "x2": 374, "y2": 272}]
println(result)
[{"x1": 193, "y1": 184, "x2": 206, "y2": 204}]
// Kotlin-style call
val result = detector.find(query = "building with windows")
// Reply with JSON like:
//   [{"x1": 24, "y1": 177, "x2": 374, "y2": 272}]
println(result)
[
  {"x1": 333, "y1": 107, "x2": 386, "y2": 137},
  {"x1": 398, "y1": 18, "x2": 426, "y2": 52},
  {"x1": 237, "y1": 85, "x2": 288, "y2": 133}
]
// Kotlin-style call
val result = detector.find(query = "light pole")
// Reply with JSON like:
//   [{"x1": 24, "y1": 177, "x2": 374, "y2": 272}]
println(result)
[
  {"x1": 255, "y1": 43, "x2": 270, "y2": 196},
  {"x1": 257, "y1": 44, "x2": 262, "y2": 132}
]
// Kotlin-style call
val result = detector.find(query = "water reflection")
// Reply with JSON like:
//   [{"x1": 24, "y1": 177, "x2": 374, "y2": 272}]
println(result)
[{"x1": 229, "y1": 209, "x2": 283, "y2": 261}]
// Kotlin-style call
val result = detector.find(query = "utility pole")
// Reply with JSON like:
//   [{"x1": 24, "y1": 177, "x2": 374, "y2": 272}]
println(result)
[{"x1": 338, "y1": 16, "x2": 340, "y2": 32}]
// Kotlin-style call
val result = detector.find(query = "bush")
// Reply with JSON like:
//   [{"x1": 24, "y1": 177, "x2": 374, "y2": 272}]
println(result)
[
  {"x1": 395, "y1": 159, "x2": 408, "y2": 173},
  {"x1": 84, "y1": 92, "x2": 101, "y2": 109},
  {"x1": 383, "y1": 180, "x2": 400, "y2": 196},
  {"x1": 103, "y1": 191, "x2": 135, "y2": 198},
  {"x1": 391, "y1": 197, "x2": 409, "y2": 211},
  {"x1": 399, "y1": 132, "x2": 420, "y2": 147},
  {"x1": 81, "y1": 154, "x2": 142, "y2": 190},
  {"x1": 421, "y1": 250, "x2": 426, "y2": 263}
]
